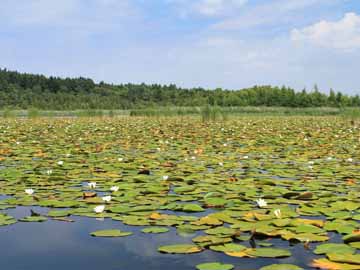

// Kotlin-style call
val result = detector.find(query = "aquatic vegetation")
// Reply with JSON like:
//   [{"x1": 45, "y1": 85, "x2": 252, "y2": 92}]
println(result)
[
  {"x1": 110, "y1": 186, "x2": 119, "y2": 192},
  {"x1": 90, "y1": 229, "x2": 132, "y2": 237},
  {"x1": 196, "y1": 262, "x2": 234, "y2": 270},
  {"x1": 94, "y1": 205, "x2": 105, "y2": 213},
  {"x1": 0, "y1": 116, "x2": 359, "y2": 269},
  {"x1": 101, "y1": 196, "x2": 112, "y2": 202},
  {"x1": 256, "y1": 199, "x2": 268, "y2": 208},
  {"x1": 24, "y1": 189, "x2": 34, "y2": 195}
]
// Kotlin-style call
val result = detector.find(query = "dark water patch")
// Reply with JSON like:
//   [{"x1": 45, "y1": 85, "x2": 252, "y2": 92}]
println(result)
[
  {"x1": 0, "y1": 194, "x2": 11, "y2": 201},
  {"x1": 0, "y1": 211, "x2": 320, "y2": 270},
  {"x1": 5, "y1": 206, "x2": 50, "y2": 219}
]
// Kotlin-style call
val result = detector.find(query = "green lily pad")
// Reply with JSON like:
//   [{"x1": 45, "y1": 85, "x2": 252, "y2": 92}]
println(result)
[
  {"x1": 209, "y1": 243, "x2": 247, "y2": 253},
  {"x1": 90, "y1": 229, "x2": 133, "y2": 237},
  {"x1": 205, "y1": 227, "x2": 236, "y2": 236},
  {"x1": 327, "y1": 253, "x2": 360, "y2": 265},
  {"x1": 196, "y1": 262, "x2": 234, "y2": 270},
  {"x1": 314, "y1": 243, "x2": 355, "y2": 255},
  {"x1": 19, "y1": 216, "x2": 48, "y2": 222},
  {"x1": 182, "y1": 204, "x2": 205, "y2": 212},
  {"x1": 245, "y1": 248, "x2": 291, "y2": 258},
  {"x1": 343, "y1": 233, "x2": 360, "y2": 243},
  {"x1": 141, "y1": 227, "x2": 169, "y2": 234},
  {"x1": 350, "y1": 242, "x2": 360, "y2": 249},
  {"x1": 47, "y1": 210, "x2": 70, "y2": 217},
  {"x1": 259, "y1": 264, "x2": 304, "y2": 270},
  {"x1": 158, "y1": 244, "x2": 203, "y2": 254},
  {"x1": 204, "y1": 197, "x2": 227, "y2": 207}
]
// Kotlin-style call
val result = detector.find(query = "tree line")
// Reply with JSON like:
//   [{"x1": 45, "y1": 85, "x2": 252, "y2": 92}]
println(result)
[{"x1": 0, "y1": 68, "x2": 359, "y2": 110}]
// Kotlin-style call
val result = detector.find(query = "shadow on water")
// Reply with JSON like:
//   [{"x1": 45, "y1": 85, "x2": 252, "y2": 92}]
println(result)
[{"x1": 0, "y1": 205, "x2": 322, "y2": 270}]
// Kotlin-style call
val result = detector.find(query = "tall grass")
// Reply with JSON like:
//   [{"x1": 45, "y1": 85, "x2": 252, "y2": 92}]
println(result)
[
  {"x1": 2, "y1": 108, "x2": 15, "y2": 118},
  {"x1": 27, "y1": 108, "x2": 40, "y2": 118},
  {"x1": 200, "y1": 105, "x2": 228, "y2": 122},
  {"x1": 130, "y1": 107, "x2": 200, "y2": 117},
  {"x1": 340, "y1": 107, "x2": 360, "y2": 124},
  {"x1": 75, "y1": 109, "x2": 104, "y2": 117},
  {"x1": 0, "y1": 106, "x2": 359, "y2": 118}
]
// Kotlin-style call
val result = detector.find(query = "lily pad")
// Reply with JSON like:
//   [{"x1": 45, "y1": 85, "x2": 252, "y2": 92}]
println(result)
[
  {"x1": 259, "y1": 264, "x2": 304, "y2": 270},
  {"x1": 245, "y1": 248, "x2": 291, "y2": 258},
  {"x1": 19, "y1": 216, "x2": 48, "y2": 222},
  {"x1": 158, "y1": 244, "x2": 203, "y2": 254},
  {"x1": 314, "y1": 243, "x2": 356, "y2": 255},
  {"x1": 196, "y1": 262, "x2": 234, "y2": 270},
  {"x1": 90, "y1": 229, "x2": 133, "y2": 237},
  {"x1": 141, "y1": 227, "x2": 169, "y2": 234}
]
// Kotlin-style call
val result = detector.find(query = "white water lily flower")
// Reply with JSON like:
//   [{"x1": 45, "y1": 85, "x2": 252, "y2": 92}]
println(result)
[
  {"x1": 274, "y1": 209, "x2": 282, "y2": 219},
  {"x1": 243, "y1": 155, "x2": 249, "y2": 159},
  {"x1": 94, "y1": 205, "x2": 105, "y2": 213},
  {"x1": 162, "y1": 175, "x2": 169, "y2": 181},
  {"x1": 308, "y1": 161, "x2": 314, "y2": 165},
  {"x1": 57, "y1": 160, "x2": 64, "y2": 165},
  {"x1": 191, "y1": 156, "x2": 196, "y2": 160},
  {"x1": 219, "y1": 162, "x2": 224, "y2": 166},
  {"x1": 327, "y1": 157, "x2": 333, "y2": 161},
  {"x1": 256, "y1": 198, "x2": 267, "y2": 208},
  {"x1": 223, "y1": 143, "x2": 227, "y2": 147},
  {"x1": 102, "y1": 196, "x2": 112, "y2": 202},
  {"x1": 347, "y1": 158, "x2": 353, "y2": 162},
  {"x1": 88, "y1": 182, "x2": 97, "y2": 189},
  {"x1": 46, "y1": 169, "x2": 53, "y2": 175},
  {"x1": 118, "y1": 157, "x2": 124, "y2": 162},
  {"x1": 110, "y1": 186, "x2": 119, "y2": 192},
  {"x1": 25, "y1": 189, "x2": 34, "y2": 195}
]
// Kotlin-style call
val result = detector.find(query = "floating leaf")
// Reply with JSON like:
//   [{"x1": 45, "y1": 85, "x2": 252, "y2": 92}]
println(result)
[
  {"x1": 196, "y1": 262, "x2": 234, "y2": 270},
  {"x1": 158, "y1": 244, "x2": 203, "y2": 254},
  {"x1": 90, "y1": 229, "x2": 132, "y2": 237},
  {"x1": 259, "y1": 264, "x2": 304, "y2": 270},
  {"x1": 141, "y1": 227, "x2": 169, "y2": 234},
  {"x1": 245, "y1": 248, "x2": 291, "y2": 258},
  {"x1": 182, "y1": 204, "x2": 205, "y2": 212},
  {"x1": 311, "y1": 258, "x2": 360, "y2": 270},
  {"x1": 344, "y1": 233, "x2": 360, "y2": 243},
  {"x1": 327, "y1": 253, "x2": 360, "y2": 265},
  {"x1": 19, "y1": 216, "x2": 47, "y2": 222},
  {"x1": 314, "y1": 243, "x2": 355, "y2": 255}
]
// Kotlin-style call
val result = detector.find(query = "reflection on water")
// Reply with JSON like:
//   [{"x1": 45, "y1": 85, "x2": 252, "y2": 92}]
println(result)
[{"x1": 0, "y1": 206, "x2": 317, "y2": 270}]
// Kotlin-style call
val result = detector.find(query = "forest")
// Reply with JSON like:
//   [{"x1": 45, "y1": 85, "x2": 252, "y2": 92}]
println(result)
[{"x1": 0, "y1": 68, "x2": 359, "y2": 110}]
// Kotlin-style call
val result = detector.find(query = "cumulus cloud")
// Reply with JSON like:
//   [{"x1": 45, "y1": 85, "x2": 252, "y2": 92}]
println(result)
[
  {"x1": 291, "y1": 12, "x2": 360, "y2": 50},
  {"x1": 213, "y1": 0, "x2": 329, "y2": 30}
]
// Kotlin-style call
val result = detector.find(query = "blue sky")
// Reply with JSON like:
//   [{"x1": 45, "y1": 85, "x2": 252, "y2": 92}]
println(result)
[{"x1": 1, "y1": 0, "x2": 360, "y2": 94}]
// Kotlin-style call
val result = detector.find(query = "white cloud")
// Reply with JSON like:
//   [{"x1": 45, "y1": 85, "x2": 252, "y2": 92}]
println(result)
[
  {"x1": 168, "y1": 0, "x2": 247, "y2": 17},
  {"x1": 291, "y1": 12, "x2": 360, "y2": 50},
  {"x1": 1, "y1": 0, "x2": 360, "y2": 95},
  {"x1": 0, "y1": 0, "x2": 138, "y2": 33},
  {"x1": 195, "y1": 0, "x2": 247, "y2": 16},
  {"x1": 213, "y1": 0, "x2": 331, "y2": 30},
  {"x1": 0, "y1": 0, "x2": 77, "y2": 25}
]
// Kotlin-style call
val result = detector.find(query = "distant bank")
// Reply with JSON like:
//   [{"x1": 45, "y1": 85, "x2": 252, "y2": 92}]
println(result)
[{"x1": 0, "y1": 68, "x2": 359, "y2": 110}]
